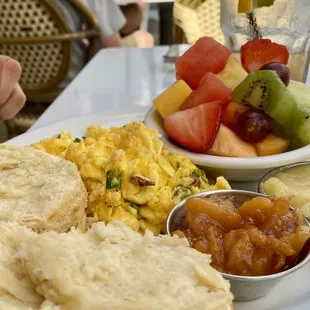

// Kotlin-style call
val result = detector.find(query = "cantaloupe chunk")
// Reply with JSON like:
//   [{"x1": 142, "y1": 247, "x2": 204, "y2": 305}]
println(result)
[
  {"x1": 254, "y1": 134, "x2": 289, "y2": 156},
  {"x1": 153, "y1": 80, "x2": 192, "y2": 118},
  {"x1": 222, "y1": 101, "x2": 250, "y2": 131},
  {"x1": 207, "y1": 125, "x2": 258, "y2": 157}
]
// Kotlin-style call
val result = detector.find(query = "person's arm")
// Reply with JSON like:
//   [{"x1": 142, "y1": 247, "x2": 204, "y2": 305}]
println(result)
[
  {"x1": 0, "y1": 56, "x2": 26, "y2": 120},
  {"x1": 102, "y1": 32, "x2": 122, "y2": 48},
  {"x1": 82, "y1": 0, "x2": 126, "y2": 48}
]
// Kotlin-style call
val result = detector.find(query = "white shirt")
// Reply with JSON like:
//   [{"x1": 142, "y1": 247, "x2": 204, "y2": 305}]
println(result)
[{"x1": 81, "y1": 0, "x2": 126, "y2": 38}]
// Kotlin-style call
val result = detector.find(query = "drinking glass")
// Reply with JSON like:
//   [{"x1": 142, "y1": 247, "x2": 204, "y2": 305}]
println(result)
[{"x1": 220, "y1": 0, "x2": 310, "y2": 82}]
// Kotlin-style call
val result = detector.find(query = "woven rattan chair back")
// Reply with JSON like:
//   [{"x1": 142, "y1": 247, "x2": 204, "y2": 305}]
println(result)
[
  {"x1": 173, "y1": 0, "x2": 224, "y2": 45},
  {"x1": 0, "y1": 0, "x2": 100, "y2": 97}
]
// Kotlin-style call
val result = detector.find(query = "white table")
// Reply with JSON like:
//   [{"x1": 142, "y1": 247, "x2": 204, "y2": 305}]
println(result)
[
  {"x1": 31, "y1": 46, "x2": 187, "y2": 131},
  {"x1": 31, "y1": 46, "x2": 310, "y2": 131}
]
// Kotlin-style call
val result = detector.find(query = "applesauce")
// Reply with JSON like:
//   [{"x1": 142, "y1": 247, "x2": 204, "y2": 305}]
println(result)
[
  {"x1": 174, "y1": 195, "x2": 310, "y2": 276},
  {"x1": 263, "y1": 165, "x2": 310, "y2": 217}
]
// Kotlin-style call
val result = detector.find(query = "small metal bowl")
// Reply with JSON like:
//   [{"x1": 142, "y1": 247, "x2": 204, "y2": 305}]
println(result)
[
  {"x1": 166, "y1": 189, "x2": 310, "y2": 302},
  {"x1": 258, "y1": 161, "x2": 310, "y2": 195}
]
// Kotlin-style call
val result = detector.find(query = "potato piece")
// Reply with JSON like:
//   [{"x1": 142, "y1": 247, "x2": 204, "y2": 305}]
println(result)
[
  {"x1": 186, "y1": 197, "x2": 242, "y2": 231},
  {"x1": 204, "y1": 226, "x2": 225, "y2": 268},
  {"x1": 273, "y1": 197, "x2": 290, "y2": 216},
  {"x1": 223, "y1": 230, "x2": 237, "y2": 254},
  {"x1": 238, "y1": 197, "x2": 274, "y2": 224},
  {"x1": 193, "y1": 238, "x2": 210, "y2": 255},
  {"x1": 270, "y1": 238, "x2": 296, "y2": 256},
  {"x1": 186, "y1": 212, "x2": 211, "y2": 237},
  {"x1": 247, "y1": 225, "x2": 270, "y2": 247},
  {"x1": 226, "y1": 230, "x2": 254, "y2": 276},
  {"x1": 273, "y1": 253, "x2": 287, "y2": 271},
  {"x1": 251, "y1": 249, "x2": 273, "y2": 276},
  {"x1": 281, "y1": 226, "x2": 310, "y2": 253}
]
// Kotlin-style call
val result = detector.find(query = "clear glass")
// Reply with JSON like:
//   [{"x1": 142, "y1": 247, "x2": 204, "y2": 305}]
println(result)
[{"x1": 220, "y1": 0, "x2": 310, "y2": 82}]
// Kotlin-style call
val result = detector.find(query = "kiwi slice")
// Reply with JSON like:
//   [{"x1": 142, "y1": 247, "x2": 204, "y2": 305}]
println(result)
[
  {"x1": 232, "y1": 70, "x2": 310, "y2": 146},
  {"x1": 288, "y1": 81, "x2": 310, "y2": 114},
  {"x1": 257, "y1": 0, "x2": 275, "y2": 7}
]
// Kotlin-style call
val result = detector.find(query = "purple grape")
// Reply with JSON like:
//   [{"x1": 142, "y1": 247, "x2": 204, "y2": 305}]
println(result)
[
  {"x1": 236, "y1": 111, "x2": 272, "y2": 143},
  {"x1": 260, "y1": 62, "x2": 290, "y2": 86}
]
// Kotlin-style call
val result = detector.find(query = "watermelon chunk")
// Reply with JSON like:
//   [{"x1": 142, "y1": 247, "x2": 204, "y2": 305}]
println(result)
[
  {"x1": 175, "y1": 37, "x2": 232, "y2": 89},
  {"x1": 181, "y1": 72, "x2": 232, "y2": 110}
]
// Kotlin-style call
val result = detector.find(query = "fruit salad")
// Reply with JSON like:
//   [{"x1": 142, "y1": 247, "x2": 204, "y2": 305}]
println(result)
[{"x1": 152, "y1": 37, "x2": 310, "y2": 158}]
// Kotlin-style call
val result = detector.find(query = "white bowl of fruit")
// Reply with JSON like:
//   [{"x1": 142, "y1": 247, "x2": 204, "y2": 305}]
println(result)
[{"x1": 145, "y1": 37, "x2": 310, "y2": 181}]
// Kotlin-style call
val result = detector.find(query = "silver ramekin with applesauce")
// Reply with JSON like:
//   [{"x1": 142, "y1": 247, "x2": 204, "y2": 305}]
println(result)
[{"x1": 258, "y1": 161, "x2": 310, "y2": 219}]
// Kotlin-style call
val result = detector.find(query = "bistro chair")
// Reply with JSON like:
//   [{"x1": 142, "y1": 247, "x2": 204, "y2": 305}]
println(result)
[
  {"x1": 173, "y1": 0, "x2": 224, "y2": 45},
  {"x1": 0, "y1": 0, "x2": 102, "y2": 138}
]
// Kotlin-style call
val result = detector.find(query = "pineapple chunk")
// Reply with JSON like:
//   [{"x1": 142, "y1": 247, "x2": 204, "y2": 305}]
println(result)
[
  {"x1": 207, "y1": 125, "x2": 257, "y2": 157},
  {"x1": 217, "y1": 55, "x2": 247, "y2": 90},
  {"x1": 153, "y1": 80, "x2": 192, "y2": 118}
]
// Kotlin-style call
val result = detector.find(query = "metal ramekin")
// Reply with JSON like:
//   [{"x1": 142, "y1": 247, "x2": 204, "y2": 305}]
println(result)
[
  {"x1": 166, "y1": 190, "x2": 310, "y2": 302},
  {"x1": 258, "y1": 161, "x2": 310, "y2": 195}
]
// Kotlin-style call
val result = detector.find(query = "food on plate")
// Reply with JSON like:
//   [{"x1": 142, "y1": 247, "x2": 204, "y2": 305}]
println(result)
[
  {"x1": 175, "y1": 37, "x2": 232, "y2": 89},
  {"x1": 263, "y1": 164, "x2": 310, "y2": 216},
  {"x1": 233, "y1": 70, "x2": 310, "y2": 146},
  {"x1": 240, "y1": 39, "x2": 289, "y2": 73},
  {"x1": 207, "y1": 125, "x2": 258, "y2": 157},
  {"x1": 288, "y1": 80, "x2": 310, "y2": 114},
  {"x1": 32, "y1": 122, "x2": 230, "y2": 234},
  {"x1": 260, "y1": 62, "x2": 290, "y2": 86},
  {"x1": 222, "y1": 101, "x2": 250, "y2": 131},
  {"x1": 254, "y1": 134, "x2": 289, "y2": 156},
  {"x1": 0, "y1": 221, "x2": 234, "y2": 310},
  {"x1": 180, "y1": 72, "x2": 232, "y2": 111},
  {"x1": 216, "y1": 55, "x2": 248, "y2": 90},
  {"x1": 0, "y1": 145, "x2": 87, "y2": 232},
  {"x1": 174, "y1": 195, "x2": 310, "y2": 276},
  {"x1": 152, "y1": 36, "x2": 310, "y2": 157},
  {"x1": 153, "y1": 80, "x2": 192, "y2": 118},
  {"x1": 235, "y1": 111, "x2": 272, "y2": 143},
  {"x1": 164, "y1": 102, "x2": 223, "y2": 153}
]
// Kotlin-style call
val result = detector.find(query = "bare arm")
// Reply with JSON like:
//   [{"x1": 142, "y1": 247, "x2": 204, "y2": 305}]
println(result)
[
  {"x1": 102, "y1": 32, "x2": 122, "y2": 48},
  {"x1": 0, "y1": 56, "x2": 26, "y2": 120}
]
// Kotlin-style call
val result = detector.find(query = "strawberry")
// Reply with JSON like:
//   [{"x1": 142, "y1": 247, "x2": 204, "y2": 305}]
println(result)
[
  {"x1": 241, "y1": 39, "x2": 289, "y2": 73},
  {"x1": 181, "y1": 72, "x2": 232, "y2": 111},
  {"x1": 164, "y1": 101, "x2": 223, "y2": 153}
]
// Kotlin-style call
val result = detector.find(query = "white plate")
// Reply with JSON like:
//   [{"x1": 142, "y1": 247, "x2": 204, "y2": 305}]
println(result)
[
  {"x1": 6, "y1": 108, "x2": 146, "y2": 146},
  {"x1": 5, "y1": 109, "x2": 310, "y2": 310}
]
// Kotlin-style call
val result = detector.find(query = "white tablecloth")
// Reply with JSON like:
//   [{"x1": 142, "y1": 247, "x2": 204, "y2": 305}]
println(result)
[{"x1": 31, "y1": 45, "x2": 310, "y2": 131}]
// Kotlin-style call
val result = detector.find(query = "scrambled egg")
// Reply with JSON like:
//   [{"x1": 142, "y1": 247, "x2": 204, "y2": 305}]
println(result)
[{"x1": 32, "y1": 122, "x2": 230, "y2": 234}]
